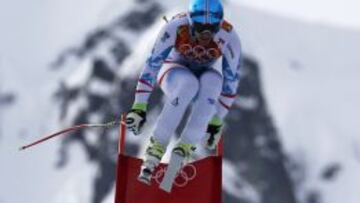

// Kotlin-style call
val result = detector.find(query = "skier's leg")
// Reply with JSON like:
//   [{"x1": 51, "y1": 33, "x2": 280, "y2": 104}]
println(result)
[
  {"x1": 180, "y1": 70, "x2": 223, "y2": 146},
  {"x1": 139, "y1": 67, "x2": 199, "y2": 184},
  {"x1": 153, "y1": 67, "x2": 200, "y2": 146},
  {"x1": 158, "y1": 71, "x2": 222, "y2": 189},
  {"x1": 138, "y1": 136, "x2": 166, "y2": 184}
]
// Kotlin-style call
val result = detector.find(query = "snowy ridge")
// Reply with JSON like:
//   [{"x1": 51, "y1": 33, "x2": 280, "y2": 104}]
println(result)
[{"x1": 230, "y1": 3, "x2": 360, "y2": 203}]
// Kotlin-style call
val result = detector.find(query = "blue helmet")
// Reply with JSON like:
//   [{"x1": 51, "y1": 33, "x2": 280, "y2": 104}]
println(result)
[{"x1": 189, "y1": 0, "x2": 224, "y2": 25}]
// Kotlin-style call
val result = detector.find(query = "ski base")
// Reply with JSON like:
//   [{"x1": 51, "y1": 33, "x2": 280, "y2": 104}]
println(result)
[{"x1": 159, "y1": 152, "x2": 185, "y2": 193}]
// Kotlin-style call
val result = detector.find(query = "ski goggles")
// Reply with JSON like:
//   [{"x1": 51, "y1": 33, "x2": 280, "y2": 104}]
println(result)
[{"x1": 192, "y1": 22, "x2": 220, "y2": 34}]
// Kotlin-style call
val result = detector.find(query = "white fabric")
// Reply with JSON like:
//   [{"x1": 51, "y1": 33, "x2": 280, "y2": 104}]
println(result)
[
  {"x1": 153, "y1": 65, "x2": 222, "y2": 146},
  {"x1": 180, "y1": 70, "x2": 222, "y2": 145},
  {"x1": 153, "y1": 67, "x2": 199, "y2": 146},
  {"x1": 134, "y1": 13, "x2": 242, "y2": 119}
]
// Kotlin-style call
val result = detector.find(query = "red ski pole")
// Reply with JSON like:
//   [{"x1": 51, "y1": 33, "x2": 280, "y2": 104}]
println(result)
[{"x1": 19, "y1": 120, "x2": 123, "y2": 151}]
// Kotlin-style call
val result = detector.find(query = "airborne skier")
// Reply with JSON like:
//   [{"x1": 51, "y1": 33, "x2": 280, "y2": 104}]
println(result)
[{"x1": 125, "y1": 0, "x2": 242, "y2": 184}]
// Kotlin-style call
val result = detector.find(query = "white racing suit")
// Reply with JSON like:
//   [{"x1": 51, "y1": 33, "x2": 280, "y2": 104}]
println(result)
[{"x1": 134, "y1": 12, "x2": 242, "y2": 147}]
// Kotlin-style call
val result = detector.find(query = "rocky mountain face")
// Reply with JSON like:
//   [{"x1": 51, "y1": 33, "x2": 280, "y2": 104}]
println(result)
[
  {"x1": 53, "y1": 0, "x2": 297, "y2": 202},
  {"x1": 223, "y1": 57, "x2": 296, "y2": 203}
]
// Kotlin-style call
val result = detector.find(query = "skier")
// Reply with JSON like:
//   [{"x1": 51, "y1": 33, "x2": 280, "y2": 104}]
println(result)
[{"x1": 125, "y1": 0, "x2": 242, "y2": 184}]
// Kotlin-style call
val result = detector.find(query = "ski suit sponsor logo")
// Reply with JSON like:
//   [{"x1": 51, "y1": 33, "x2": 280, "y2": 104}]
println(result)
[
  {"x1": 178, "y1": 44, "x2": 221, "y2": 63},
  {"x1": 161, "y1": 32, "x2": 171, "y2": 42},
  {"x1": 217, "y1": 38, "x2": 225, "y2": 47},
  {"x1": 221, "y1": 20, "x2": 233, "y2": 32},
  {"x1": 208, "y1": 98, "x2": 216, "y2": 105},
  {"x1": 172, "y1": 12, "x2": 188, "y2": 20},
  {"x1": 175, "y1": 25, "x2": 222, "y2": 64},
  {"x1": 171, "y1": 97, "x2": 179, "y2": 106}
]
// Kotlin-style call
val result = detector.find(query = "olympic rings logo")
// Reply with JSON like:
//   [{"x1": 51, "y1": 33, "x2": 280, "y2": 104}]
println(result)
[
  {"x1": 152, "y1": 164, "x2": 197, "y2": 187},
  {"x1": 178, "y1": 44, "x2": 221, "y2": 63}
]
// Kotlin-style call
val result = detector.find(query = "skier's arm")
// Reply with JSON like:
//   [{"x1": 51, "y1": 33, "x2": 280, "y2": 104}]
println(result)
[
  {"x1": 215, "y1": 31, "x2": 242, "y2": 119},
  {"x1": 205, "y1": 33, "x2": 242, "y2": 148},
  {"x1": 126, "y1": 21, "x2": 177, "y2": 135},
  {"x1": 133, "y1": 21, "x2": 177, "y2": 110}
]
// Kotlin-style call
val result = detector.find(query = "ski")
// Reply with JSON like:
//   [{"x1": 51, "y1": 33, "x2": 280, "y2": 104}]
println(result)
[{"x1": 159, "y1": 151, "x2": 185, "y2": 193}]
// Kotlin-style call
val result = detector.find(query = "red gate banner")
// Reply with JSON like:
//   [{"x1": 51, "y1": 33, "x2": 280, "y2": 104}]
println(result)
[{"x1": 114, "y1": 116, "x2": 223, "y2": 203}]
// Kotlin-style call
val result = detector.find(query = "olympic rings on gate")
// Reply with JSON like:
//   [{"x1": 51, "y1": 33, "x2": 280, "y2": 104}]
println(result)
[
  {"x1": 152, "y1": 163, "x2": 197, "y2": 187},
  {"x1": 178, "y1": 44, "x2": 221, "y2": 62}
]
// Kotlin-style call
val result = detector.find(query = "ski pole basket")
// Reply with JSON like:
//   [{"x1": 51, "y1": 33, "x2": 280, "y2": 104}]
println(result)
[{"x1": 114, "y1": 114, "x2": 223, "y2": 203}]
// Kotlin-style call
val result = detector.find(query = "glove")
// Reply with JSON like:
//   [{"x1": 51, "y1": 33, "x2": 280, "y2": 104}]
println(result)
[
  {"x1": 204, "y1": 116, "x2": 223, "y2": 150},
  {"x1": 125, "y1": 103, "x2": 147, "y2": 135}
]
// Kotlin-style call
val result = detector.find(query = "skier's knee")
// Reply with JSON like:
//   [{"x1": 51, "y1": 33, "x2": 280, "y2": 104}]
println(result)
[
  {"x1": 173, "y1": 77, "x2": 199, "y2": 104},
  {"x1": 200, "y1": 71, "x2": 223, "y2": 94},
  {"x1": 184, "y1": 77, "x2": 199, "y2": 98},
  {"x1": 197, "y1": 71, "x2": 222, "y2": 104}
]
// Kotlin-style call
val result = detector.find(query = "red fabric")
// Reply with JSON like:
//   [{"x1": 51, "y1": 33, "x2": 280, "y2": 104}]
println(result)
[
  {"x1": 139, "y1": 79, "x2": 154, "y2": 89},
  {"x1": 114, "y1": 114, "x2": 222, "y2": 203},
  {"x1": 219, "y1": 99, "x2": 231, "y2": 110},
  {"x1": 135, "y1": 90, "x2": 152, "y2": 94},
  {"x1": 115, "y1": 155, "x2": 222, "y2": 203},
  {"x1": 221, "y1": 93, "x2": 237, "y2": 98},
  {"x1": 157, "y1": 66, "x2": 180, "y2": 86}
]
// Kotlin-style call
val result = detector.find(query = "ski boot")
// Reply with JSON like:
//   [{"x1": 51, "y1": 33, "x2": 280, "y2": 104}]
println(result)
[
  {"x1": 172, "y1": 142, "x2": 196, "y2": 162},
  {"x1": 158, "y1": 142, "x2": 196, "y2": 192},
  {"x1": 204, "y1": 116, "x2": 223, "y2": 150},
  {"x1": 138, "y1": 137, "x2": 166, "y2": 185}
]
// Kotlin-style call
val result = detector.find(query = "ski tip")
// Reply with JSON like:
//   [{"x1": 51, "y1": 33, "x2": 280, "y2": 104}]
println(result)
[
  {"x1": 18, "y1": 146, "x2": 26, "y2": 151},
  {"x1": 137, "y1": 176, "x2": 152, "y2": 186},
  {"x1": 159, "y1": 183, "x2": 172, "y2": 193}
]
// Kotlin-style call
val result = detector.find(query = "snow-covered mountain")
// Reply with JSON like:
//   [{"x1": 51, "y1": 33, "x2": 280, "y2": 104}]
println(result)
[
  {"x1": 1, "y1": 0, "x2": 359, "y2": 203},
  {"x1": 232, "y1": 4, "x2": 360, "y2": 203}
]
